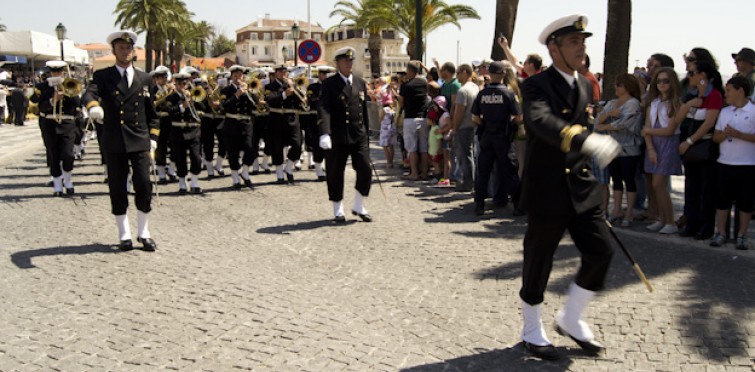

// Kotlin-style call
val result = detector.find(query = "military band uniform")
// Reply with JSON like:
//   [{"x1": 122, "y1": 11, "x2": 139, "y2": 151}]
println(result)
[
  {"x1": 265, "y1": 77, "x2": 302, "y2": 182},
  {"x1": 301, "y1": 79, "x2": 325, "y2": 174},
  {"x1": 318, "y1": 72, "x2": 372, "y2": 208},
  {"x1": 199, "y1": 93, "x2": 227, "y2": 177},
  {"x1": 220, "y1": 81, "x2": 255, "y2": 187},
  {"x1": 153, "y1": 83, "x2": 175, "y2": 183},
  {"x1": 162, "y1": 89, "x2": 205, "y2": 192},
  {"x1": 249, "y1": 87, "x2": 270, "y2": 174},
  {"x1": 30, "y1": 78, "x2": 81, "y2": 195}
]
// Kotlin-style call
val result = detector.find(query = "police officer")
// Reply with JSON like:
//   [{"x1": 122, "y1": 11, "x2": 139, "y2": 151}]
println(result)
[
  {"x1": 470, "y1": 61, "x2": 522, "y2": 215},
  {"x1": 265, "y1": 65, "x2": 301, "y2": 184},
  {"x1": 30, "y1": 60, "x2": 81, "y2": 196},
  {"x1": 318, "y1": 47, "x2": 373, "y2": 222},
  {"x1": 82, "y1": 31, "x2": 160, "y2": 252},
  {"x1": 150, "y1": 65, "x2": 178, "y2": 184},
  {"x1": 301, "y1": 66, "x2": 332, "y2": 181},
  {"x1": 517, "y1": 15, "x2": 621, "y2": 360},
  {"x1": 159, "y1": 72, "x2": 205, "y2": 194},
  {"x1": 220, "y1": 65, "x2": 255, "y2": 189}
]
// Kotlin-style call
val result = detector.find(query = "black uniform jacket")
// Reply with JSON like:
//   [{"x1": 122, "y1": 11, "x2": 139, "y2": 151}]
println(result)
[
  {"x1": 520, "y1": 66, "x2": 600, "y2": 216},
  {"x1": 161, "y1": 90, "x2": 205, "y2": 140},
  {"x1": 265, "y1": 79, "x2": 299, "y2": 111},
  {"x1": 220, "y1": 83, "x2": 254, "y2": 118},
  {"x1": 82, "y1": 66, "x2": 159, "y2": 153},
  {"x1": 317, "y1": 74, "x2": 370, "y2": 146},
  {"x1": 306, "y1": 81, "x2": 321, "y2": 113},
  {"x1": 30, "y1": 82, "x2": 81, "y2": 134}
]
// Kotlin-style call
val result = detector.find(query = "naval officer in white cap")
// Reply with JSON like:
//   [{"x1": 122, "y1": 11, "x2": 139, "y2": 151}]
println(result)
[
  {"x1": 517, "y1": 14, "x2": 621, "y2": 360},
  {"x1": 82, "y1": 31, "x2": 160, "y2": 252}
]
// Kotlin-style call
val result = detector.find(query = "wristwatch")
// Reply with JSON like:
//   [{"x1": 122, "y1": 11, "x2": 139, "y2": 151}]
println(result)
[{"x1": 686, "y1": 137, "x2": 694, "y2": 145}]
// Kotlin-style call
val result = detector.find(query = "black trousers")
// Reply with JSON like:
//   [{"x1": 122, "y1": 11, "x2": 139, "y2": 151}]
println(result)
[
  {"x1": 39, "y1": 118, "x2": 56, "y2": 167},
  {"x1": 300, "y1": 113, "x2": 324, "y2": 163},
  {"x1": 475, "y1": 133, "x2": 518, "y2": 203},
  {"x1": 49, "y1": 126, "x2": 75, "y2": 177},
  {"x1": 520, "y1": 206, "x2": 614, "y2": 305},
  {"x1": 252, "y1": 115, "x2": 269, "y2": 157},
  {"x1": 155, "y1": 117, "x2": 172, "y2": 167},
  {"x1": 223, "y1": 118, "x2": 254, "y2": 170},
  {"x1": 170, "y1": 132, "x2": 202, "y2": 177},
  {"x1": 324, "y1": 141, "x2": 372, "y2": 202},
  {"x1": 683, "y1": 160, "x2": 717, "y2": 236},
  {"x1": 13, "y1": 106, "x2": 25, "y2": 125},
  {"x1": 200, "y1": 117, "x2": 226, "y2": 162},
  {"x1": 104, "y1": 151, "x2": 152, "y2": 215},
  {"x1": 95, "y1": 123, "x2": 106, "y2": 165},
  {"x1": 268, "y1": 113, "x2": 301, "y2": 166}
]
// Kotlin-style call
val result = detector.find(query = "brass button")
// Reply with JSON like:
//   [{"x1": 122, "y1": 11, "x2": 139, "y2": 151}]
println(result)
[
  {"x1": 565, "y1": 168, "x2": 571, "y2": 174},
  {"x1": 581, "y1": 168, "x2": 588, "y2": 174},
  {"x1": 120, "y1": 110, "x2": 124, "y2": 115},
  {"x1": 120, "y1": 120, "x2": 124, "y2": 125}
]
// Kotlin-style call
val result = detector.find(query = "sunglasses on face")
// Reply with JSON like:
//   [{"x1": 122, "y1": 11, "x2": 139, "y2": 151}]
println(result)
[{"x1": 656, "y1": 78, "x2": 671, "y2": 85}]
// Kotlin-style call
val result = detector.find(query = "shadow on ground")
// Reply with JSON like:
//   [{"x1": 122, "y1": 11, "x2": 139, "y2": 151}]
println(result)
[{"x1": 10, "y1": 243, "x2": 123, "y2": 269}]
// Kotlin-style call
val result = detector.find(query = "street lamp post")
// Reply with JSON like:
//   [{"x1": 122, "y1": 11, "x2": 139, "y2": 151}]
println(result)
[
  {"x1": 291, "y1": 22, "x2": 300, "y2": 67},
  {"x1": 55, "y1": 22, "x2": 67, "y2": 62}
]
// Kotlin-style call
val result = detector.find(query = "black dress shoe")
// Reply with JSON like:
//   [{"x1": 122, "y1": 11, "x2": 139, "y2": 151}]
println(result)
[
  {"x1": 53, "y1": 191, "x2": 64, "y2": 197},
  {"x1": 251, "y1": 170, "x2": 260, "y2": 176},
  {"x1": 244, "y1": 179, "x2": 254, "y2": 189},
  {"x1": 216, "y1": 169, "x2": 226, "y2": 176},
  {"x1": 351, "y1": 210, "x2": 373, "y2": 222},
  {"x1": 137, "y1": 237, "x2": 156, "y2": 251},
  {"x1": 232, "y1": 182, "x2": 244, "y2": 190},
  {"x1": 103, "y1": 177, "x2": 109, "y2": 184},
  {"x1": 523, "y1": 341, "x2": 560, "y2": 360},
  {"x1": 317, "y1": 175, "x2": 326, "y2": 182},
  {"x1": 119, "y1": 239, "x2": 134, "y2": 251},
  {"x1": 286, "y1": 173, "x2": 295, "y2": 184},
  {"x1": 206, "y1": 174, "x2": 216, "y2": 180},
  {"x1": 474, "y1": 201, "x2": 485, "y2": 216},
  {"x1": 555, "y1": 323, "x2": 604, "y2": 355},
  {"x1": 189, "y1": 187, "x2": 203, "y2": 194},
  {"x1": 168, "y1": 175, "x2": 179, "y2": 183},
  {"x1": 308, "y1": 164, "x2": 315, "y2": 170},
  {"x1": 178, "y1": 188, "x2": 187, "y2": 195},
  {"x1": 157, "y1": 178, "x2": 169, "y2": 185},
  {"x1": 264, "y1": 169, "x2": 272, "y2": 174},
  {"x1": 334, "y1": 215, "x2": 346, "y2": 223},
  {"x1": 46, "y1": 180, "x2": 54, "y2": 187},
  {"x1": 66, "y1": 187, "x2": 75, "y2": 195}
]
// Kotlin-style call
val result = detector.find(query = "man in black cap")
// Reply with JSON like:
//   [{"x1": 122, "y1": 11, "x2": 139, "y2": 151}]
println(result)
[
  {"x1": 150, "y1": 65, "x2": 178, "y2": 184},
  {"x1": 470, "y1": 61, "x2": 522, "y2": 216},
  {"x1": 318, "y1": 47, "x2": 373, "y2": 222},
  {"x1": 82, "y1": 30, "x2": 159, "y2": 252},
  {"x1": 220, "y1": 65, "x2": 255, "y2": 189},
  {"x1": 301, "y1": 66, "x2": 333, "y2": 181},
  {"x1": 30, "y1": 60, "x2": 81, "y2": 196},
  {"x1": 517, "y1": 15, "x2": 621, "y2": 360},
  {"x1": 732, "y1": 48, "x2": 755, "y2": 98},
  {"x1": 265, "y1": 65, "x2": 301, "y2": 184}
]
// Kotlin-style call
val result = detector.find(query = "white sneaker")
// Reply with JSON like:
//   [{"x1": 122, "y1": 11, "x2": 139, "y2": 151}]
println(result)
[
  {"x1": 646, "y1": 221, "x2": 664, "y2": 231},
  {"x1": 658, "y1": 224, "x2": 678, "y2": 234}
]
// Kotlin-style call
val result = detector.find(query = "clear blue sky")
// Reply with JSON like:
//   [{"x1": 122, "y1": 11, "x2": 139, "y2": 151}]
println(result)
[{"x1": 1, "y1": 0, "x2": 749, "y2": 78}]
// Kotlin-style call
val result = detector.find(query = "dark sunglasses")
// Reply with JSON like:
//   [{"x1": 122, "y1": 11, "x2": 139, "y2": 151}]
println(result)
[
  {"x1": 685, "y1": 56, "x2": 696, "y2": 63},
  {"x1": 656, "y1": 78, "x2": 671, "y2": 85}
]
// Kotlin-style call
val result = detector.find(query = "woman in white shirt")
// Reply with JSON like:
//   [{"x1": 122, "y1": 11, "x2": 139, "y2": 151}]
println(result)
[{"x1": 710, "y1": 76, "x2": 755, "y2": 250}]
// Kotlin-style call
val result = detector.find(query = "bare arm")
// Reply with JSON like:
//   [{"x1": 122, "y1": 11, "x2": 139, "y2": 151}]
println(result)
[{"x1": 497, "y1": 36, "x2": 524, "y2": 76}]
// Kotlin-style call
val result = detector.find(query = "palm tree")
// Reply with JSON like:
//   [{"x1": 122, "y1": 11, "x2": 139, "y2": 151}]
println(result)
[
  {"x1": 166, "y1": 16, "x2": 198, "y2": 71},
  {"x1": 0, "y1": 23, "x2": 6, "y2": 32},
  {"x1": 194, "y1": 21, "x2": 215, "y2": 57},
  {"x1": 330, "y1": 0, "x2": 394, "y2": 76},
  {"x1": 390, "y1": 0, "x2": 480, "y2": 61},
  {"x1": 491, "y1": 0, "x2": 519, "y2": 61},
  {"x1": 602, "y1": 0, "x2": 632, "y2": 100},
  {"x1": 113, "y1": 0, "x2": 188, "y2": 71}
]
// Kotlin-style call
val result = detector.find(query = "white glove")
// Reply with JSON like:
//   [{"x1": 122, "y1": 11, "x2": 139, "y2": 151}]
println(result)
[
  {"x1": 88, "y1": 106, "x2": 104, "y2": 123},
  {"x1": 150, "y1": 140, "x2": 158, "y2": 152},
  {"x1": 319, "y1": 134, "x2": 332, "y2": 150},
  {"x1": 581, "y1": 133, "x2": 621, "y2": 169}
]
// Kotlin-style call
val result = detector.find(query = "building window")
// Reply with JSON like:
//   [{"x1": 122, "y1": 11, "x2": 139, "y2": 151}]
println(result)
[
  {"x1": 264, "y1": 46, "x2": 271, "y2": 56},
  {"x1": 251, "y1": 33, "x2": 258, "y2": 41},
  {"x1": 264, "y1": 33, "x2": 272, "y2": 41},
  {"x1": 314, "y1": 34, "x2": 321, "y2": 41},
  {"x1": 252, "y1": 47, "x2": 257, "y2": 56}
]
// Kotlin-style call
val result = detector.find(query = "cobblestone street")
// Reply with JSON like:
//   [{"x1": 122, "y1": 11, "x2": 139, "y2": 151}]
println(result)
[{"x1": 0, "y1": 122, "x2": 753, "y2": 371}]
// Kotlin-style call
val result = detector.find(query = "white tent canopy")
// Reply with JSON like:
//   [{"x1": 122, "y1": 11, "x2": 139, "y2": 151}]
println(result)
[{"x1": 0, "y1": 31, "x2": 89, "y2": 64}]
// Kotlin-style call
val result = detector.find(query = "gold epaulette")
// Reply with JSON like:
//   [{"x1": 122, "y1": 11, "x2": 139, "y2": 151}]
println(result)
[
  {"x1": 560, "y1": 124, "x2": 586, "y2": 153},
  {"x1": 150, "y1": 128, "x2": 160, "y2": 136},
  {"x1": 85, "y1": 101, "x2": 100, "y2": 110}
]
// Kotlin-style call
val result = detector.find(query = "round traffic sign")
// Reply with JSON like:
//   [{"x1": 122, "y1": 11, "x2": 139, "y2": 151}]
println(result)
[{"x1": 297, "y1": 39, "x2": 322, "y2": 64}]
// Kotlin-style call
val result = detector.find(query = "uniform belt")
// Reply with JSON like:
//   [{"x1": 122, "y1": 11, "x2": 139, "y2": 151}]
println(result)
[
  {"x1": 252, "y1": 111, "x2": 270, "y2": 117},
  {"x1": 268, "y1": 108, "x2": 299, "y2": 114},
  {"x1": 157, "y1": 112, "x2": 170, "y2": 117},
  {"x1": 298, "y1": 110, "x2": 318, "y2": 116},
  {"x1": 40, "y1": 113, "x2": 76, "y2": 120},
  {"x1": 172, "y1": 121, "x2": 201, "y2": 128},
  {"x1": 202, "y1": 113, "x2": 225, "y2": 119},
  {"x1": 225, "y1": 113, "x2": 252, "y2": 120}
]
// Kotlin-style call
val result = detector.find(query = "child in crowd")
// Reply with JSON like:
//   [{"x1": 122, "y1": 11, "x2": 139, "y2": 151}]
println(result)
[
  {"x1": 379, "y1": 98, "x2": 397, "y2": 168},
  {"x1": 427, "y1": 96, "x2": 451, "y2": 185}
]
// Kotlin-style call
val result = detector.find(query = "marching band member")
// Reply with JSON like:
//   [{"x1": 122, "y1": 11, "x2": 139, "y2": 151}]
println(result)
[
  {"x1": 30, "y1": 60, "x2": 81, "y2": 196},
  {"x1": 220, "y1": 65, "x2": 255, "y2": 189},
  {"x1": 82, "y1": 31, "x2": 160, "y2": 252},
  {"x1": 265, "y1": 65, "x2": 301, "y2": 184},
  {"x1": 200, "y1": 74, "x2": 227, "y2": 178},
  {"x1": 250, "y1": 69, "x2": 272, "y2": 175},
  {"x1": 318, "y1": 47, "x2": 373, "y2": 222},
  {"x1": 151, "y1": 65, "x2": 178, "y2": 185},
  {"x1": 159, "y1": 72, "x2": 205, "y2": 194},
  {"x1": 301, "y1": 66, "x2": 332, "y2": 181}
]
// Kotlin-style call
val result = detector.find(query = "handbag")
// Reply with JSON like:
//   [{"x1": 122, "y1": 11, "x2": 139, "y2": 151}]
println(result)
[{"x1": 682, "y1": 138, "x2": 712, "y2": 163}]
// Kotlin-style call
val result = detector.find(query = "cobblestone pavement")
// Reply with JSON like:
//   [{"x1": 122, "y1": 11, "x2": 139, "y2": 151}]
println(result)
[{"x1": 0, "y1": 126, "x2": 753, "y2": 371}]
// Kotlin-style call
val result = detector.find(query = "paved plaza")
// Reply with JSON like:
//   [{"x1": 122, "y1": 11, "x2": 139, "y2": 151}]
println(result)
[{"x1": 0, "y1": 121, "x2": 753, "y2": 371}]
